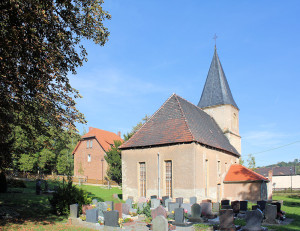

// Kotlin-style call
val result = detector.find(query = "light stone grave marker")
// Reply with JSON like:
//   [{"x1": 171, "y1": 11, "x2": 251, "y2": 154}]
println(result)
[{"x1": 152, "y1": 215, "x2": 168, "y2": 231}]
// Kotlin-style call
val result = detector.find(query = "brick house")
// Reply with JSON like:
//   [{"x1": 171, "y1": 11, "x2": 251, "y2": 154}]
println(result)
[{"x1": 72, "y1": 127, "x2": 123, "y2": 181}]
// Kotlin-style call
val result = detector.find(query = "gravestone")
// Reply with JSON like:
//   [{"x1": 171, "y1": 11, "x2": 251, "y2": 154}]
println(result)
[
  {"x1": 181, "y1": 203, "x2": 192, "y2": 214},
  {"x1": 252, "y1": 205, "x2": 259, "y2": 210},
  {"x1": 202, "y1": 199, "x2": 212, "y2": 203},
  {"x1": 151, "y1": 199, "x2": 160, "y2": 209},
  {"x1": 86, "y1": 208, "x2": 98, "y2": 223},
  {"x1": 221, "y1": 199, "x2": 230, "y2": 206},
  {"x1": 231, "y1": 201, "x2": 240, "y2": 214},
  {"x1": 138, "y1": 197, "x2": 147, "y2": 203},
  {"x1": 151, "y1": 195, "x2": 157, "y2": 199},
  {"x1": 122, "y1": 203, "x2": 130, "y2": 215},
  {"x1": 222, "y1": 205, "x2": 232, "y2": 210},
  {"x1": 36, "y1": 180, "x2": 41, "y2": 195},
  {"x1": 92, "y1": 199, "x2": 98, "y2": 205},
  {"x1": 151, "y1": 205, "x2": 167, "y2": 220},
  {"x1": 264, "y1": 204, "x2": 278, "y2": 224},
  {"x1": 137, "y1": 202, "x2": 147, "y2": 211},
  {"x1": 105, "y1": 201, "x2": 114, "y2": 211},
  {"x1": 271, "y1": 202, "x2": 281, "y2": 213},
  {"x1": 168, "y1": 202, "x2": 180, "y2": 213},
  {"x1": 82, "y1": 205, "x2": 93, "y2": 215},
  {"x1": 152, "y1": 215, "x2": 168, "y2": 231},
  {"x1": 97, "y1": 202, "x2": 108, "y2": 217},
  {"x1": 190, "y1": 196, "x2": 197, "y2": 205},
  {"x1": 103, "y1": 210, "x2": 119, "y2": 227},
  {"x1": 257, "y1": 200, "x2": 267, "y2": 211},
  {"x1": 219, "y1": 209, "x2": 235, "y2": 230},
  {"x1": 174, "y1": 208, "x2": 185, "y2": 225},
  {"x1": 176, "y1": 197, "x2": 183, "y2": 207},
  {"x1": 114, "y1": 203, "x2": 123, "y2": 218},
  {"x1": 244, "y1": 210, "x2": 264, "y2": 231},
  {"x1": 200, "y1": 202, "x2": 213, "y2": 217},
  {"x1": 69, "y1": 204, "x2": 78, "y2": 218},
  {"x1": 162, "y1": 196, "x2": 169, "y2": 206},
  {"x1": 165, "y1": 199, "x2": 172, "y2": 209},
  {"x1": 125, "y1": 199, "x2": 133, "y2": 208},
  {"x1": 189, "y1": 203, "x2": 203, "y2": 222},
  {"x1": 212, "y1": 202, "x2": 220, "y2": 213},
  {"x1": 240, "y1": 201, "x2": 248, "y2": 212}
]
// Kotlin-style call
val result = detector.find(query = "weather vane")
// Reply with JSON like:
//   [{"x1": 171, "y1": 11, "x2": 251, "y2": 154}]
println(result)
[{"x1": 213, "y1": 33, "x2": 218, "y2": 47}]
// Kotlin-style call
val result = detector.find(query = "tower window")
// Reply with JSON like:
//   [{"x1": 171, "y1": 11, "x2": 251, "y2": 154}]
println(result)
[{"x1": 88, "y1": 154, "x2": 91, "y2": 162}]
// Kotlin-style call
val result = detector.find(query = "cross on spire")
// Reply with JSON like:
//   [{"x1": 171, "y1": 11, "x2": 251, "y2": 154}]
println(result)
[{"x1": 213, "y1": 33, "x2": 218, "y2": 48}]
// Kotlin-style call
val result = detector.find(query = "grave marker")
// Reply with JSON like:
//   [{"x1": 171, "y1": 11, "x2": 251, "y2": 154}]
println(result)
[
  {"x1": 244, "y1": 210, "x2": 264, "y2": 230},
  {"x1": 189, "y1": 204, "x2": 203, "y2": 222},
  {"x1": 219, "y1": 209, "x2": 235, "y2": 230},
  {"x1": 190, "y1": 196, "x2": 197, "y2": 205},
  {"x1": 103, "y1": 210, "x2": 119, "y2": 227},
  {"x1": 69, "y1": 204, "x2": 78, "y2": 218},
  {"x1": 86, "y1": 208, "x2": 98, "y2": 223},
  {"x1": 265, "y1": 204, "x2": 278, "y2": 224},
  {"x1": 151, "y1": 205, "x2": 167, "y2": 220},
  {"x1": 152, "y1": 215, "x2": 168, "y2": 231}
]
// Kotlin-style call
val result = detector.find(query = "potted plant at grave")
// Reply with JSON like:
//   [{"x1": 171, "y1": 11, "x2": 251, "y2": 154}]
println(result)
[{"x1": 98, "y1": 217, "x2": 104, "y2": 225}]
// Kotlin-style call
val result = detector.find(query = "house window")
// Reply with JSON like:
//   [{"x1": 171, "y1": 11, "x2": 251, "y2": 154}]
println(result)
[
  {"x1": 165, "y1": 160, "x2": 172, "y2": 197},
  {"x1": 88, "y1": 154, "x2": 91, "y2": 162},
  {"x1": 90, "y1": 140, "x2": 93, "y2": 148},
  {"x1": 87, "y1": 140, "x2": 89, "y2": 148},
  {"x1": 139, "y1": 162, "x2": 146, "y2": 197}
]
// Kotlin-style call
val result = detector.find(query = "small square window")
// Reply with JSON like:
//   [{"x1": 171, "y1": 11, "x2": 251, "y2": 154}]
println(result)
[{"x1": 88, "y1": 154, "x2": 91, "y2": 162}]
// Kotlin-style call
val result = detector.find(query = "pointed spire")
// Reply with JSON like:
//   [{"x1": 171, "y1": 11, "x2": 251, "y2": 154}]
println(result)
[{"x1": 197, "y1": 48, "x2": 239, "y2": 109}]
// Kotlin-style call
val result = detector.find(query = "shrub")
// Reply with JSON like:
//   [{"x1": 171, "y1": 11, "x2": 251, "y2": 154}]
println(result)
[
  {"x1": 142, "y1": 202, "x2": 151, "y2": 218},
  {"x1": 0, "y1": 171, "x2": 7, "y2": 193},
  {"x1": 49, "y1": 177, "x2": 91, "y2": 215}
]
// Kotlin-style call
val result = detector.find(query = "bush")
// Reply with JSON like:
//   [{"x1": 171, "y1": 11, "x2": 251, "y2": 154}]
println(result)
[
  {"x1": 7, "y1": 178, "x2": 27, "y2": 188},
  {"x1": 49, "y1": 177, "x2": 91, "y2": 215},
  {"x1": 0, "y1": 171, "x2": 7, "y2": 193}
]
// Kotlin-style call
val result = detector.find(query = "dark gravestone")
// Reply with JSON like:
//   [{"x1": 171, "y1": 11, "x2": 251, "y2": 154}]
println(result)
[
  {"x1": 202, "y1": 199, "x2": 212, "y2": 203},
  {"x1": 257, "y1": 200, "x2": 267, "y2": 211},
  {"x1": 151, "y1": 199, "x2": 160, "y2": 209},
  {"x1": 244, "y1": 210, "x2": 264, "y2": 231},
  {"x1": 114, "y1": 203, "x2": 123, "y2": 218},
  {"x1": 212, "y1": 202, "x2": 220, "y2": 213},
  {"x1": 125, "y1": 199, "x2": 133, "y2": 208},
  {"x1": 181, "y1": 203, "x2": 192, "y2": 214},
  {"x1": 176, "y1": 197, "x2": 184, "y2": 207},
  {"x1": 162, "y1": 196, "x2": 169, "y2": 206},
  {"x1": 86, "y1": 208, "x2": 98, "y2": 223},
  {"x1": 105, "y1": 201, "x2": 114, "y2": 211},
  {"x1": 189, "y1": 204, "x2": 203, "y2": 222},
  {"x1": 200, "y1": 202, "x2": 213, "y2": 217},
  {"x1": 36, "y1": 180, "x2": 41, "y2": 195},
  {"x1": 122, "y1": 203, "x2": 130, "y2": 215},
  {"x1": 92, "y1": 199, "x2": 98, "y2": 205},
  {"x1": 271, "y1": 202, "x2": 281, "y2": 213},
  {"x1": 165, "y1": 199, "x2": 172, "y2": 209},
  {"x1": 70, "y1": 204, "x2": 78, "y2": 218},
  {"x1": 152, "y1": 215, "x2": 168, "y2": 231},
  {"x1": 82, "y1": 205, "x2": 93, "y2": 215},
  {"x1": 240, "y1": 201, "x2": 248, "y2": 212},
  {"x1": 97, "y1": 202, "x2": 108, "y2": 217},
  {"x1": 231, "y1": 201, "x2": 240, "y2": 214},
  {"x1": 222, "y1": 205, "x2": 232, "y2": 210},
  {"x1": 219, "y1": 209, "x2": 235, "y2": 230},
  {"x1": 190, "y1": 197, "x2": 197, "y2": 205},
  {"x1": 221, "y1": 199, "x2": 230, "y2": 206},
  {"x1": 168, "y1": 202, "x2": 179, "y2": 213},
  {"x1": 151, "y1": 195, "x2": 157, "y2": 199},
  {"x1": 174, "y1": 208, "x2": 185, "y2": 225},
  {"x1": 265, "y1": 204, "x2": 278, "y2": 224},
  {"x1": 151, "y1": 205, "x2": 167, "y2": 220},
  {"x1": 252, "y1": 205, "x2": 259, "y2": 210},
  {"x1": 103, "y1": 210, "x2": 119, "y2": 227}
]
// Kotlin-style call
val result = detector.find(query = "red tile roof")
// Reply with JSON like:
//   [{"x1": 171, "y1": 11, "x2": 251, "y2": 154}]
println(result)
[
  {"x1": 224, "y1": 164, "x2": 269, "y2": 182},
  {"x1": 72, "y1": 128, "x2": 123, "y2": 154}
]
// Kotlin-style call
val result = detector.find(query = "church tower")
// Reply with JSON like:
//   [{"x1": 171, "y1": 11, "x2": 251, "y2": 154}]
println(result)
[{"x1": 198, "y1": 47, "x2": 241, "y2": 154}]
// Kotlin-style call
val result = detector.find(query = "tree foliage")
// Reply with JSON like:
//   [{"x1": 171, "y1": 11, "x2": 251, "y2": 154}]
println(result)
[
  {"x1": 104, "y1": 140, "x2": 123, "y2": 185},
  {"x1": 247, "y1": 154, "x2": 256, "y2": 170},
  {"x1": 0, "y1": 0, "x2": 110, "y2": 169}
]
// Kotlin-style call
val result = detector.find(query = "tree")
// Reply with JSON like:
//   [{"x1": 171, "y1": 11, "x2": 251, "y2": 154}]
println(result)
[
  {"x1": 123, "y1": 115, "x2": 150, "y2": 141},
  {"x1": 104, "y1": 140, "x2": 123, "y2": 185},
  {"x1": 239, "y1": 157, "x2": 244, "y2": 166},
  {"x1": 247, "y1": 154, "x2": 256, "y2": 170},
  {"x1": 0, "y1": 0, "x2": 111, "y2": 169}
]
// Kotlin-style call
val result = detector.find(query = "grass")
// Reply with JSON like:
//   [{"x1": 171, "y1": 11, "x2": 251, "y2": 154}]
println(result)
[
  {"x1": 193, "y1": 223, "x2": 212, "y2": 230},
  {"x1": 0, "y1": 179, "x2": 122, "y2": 230}
]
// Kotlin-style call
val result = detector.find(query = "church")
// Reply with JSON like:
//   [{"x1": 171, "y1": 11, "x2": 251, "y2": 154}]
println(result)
[{"x1": 119, "y1": 47, "x2": 269, "y2": 202}]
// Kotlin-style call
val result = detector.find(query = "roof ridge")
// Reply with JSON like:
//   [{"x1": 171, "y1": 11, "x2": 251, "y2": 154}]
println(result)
[
  {"x1": 174, "y1": 95, "x2": 195, "y2": 141},
  {"x1": 236, "y1": 164, "x2": 269, "y2": 181},
  {"x1": 120, "y1": 94, "x2": 176, "y2": 148}
]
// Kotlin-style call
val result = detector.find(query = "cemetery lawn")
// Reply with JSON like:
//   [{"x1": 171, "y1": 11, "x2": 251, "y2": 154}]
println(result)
[{"x1": 0, "y1": 180, "x2": 122, "y2": 230}]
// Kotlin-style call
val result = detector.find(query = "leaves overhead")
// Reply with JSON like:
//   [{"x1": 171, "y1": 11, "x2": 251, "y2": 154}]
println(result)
[{"x1": 0, "y1": 0, "x2": 111, "y2": 169}]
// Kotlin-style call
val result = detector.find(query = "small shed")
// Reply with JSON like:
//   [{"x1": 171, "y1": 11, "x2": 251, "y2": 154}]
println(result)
[{"x1": 223, "y1": 164, "x2": 270, "y2": 202}]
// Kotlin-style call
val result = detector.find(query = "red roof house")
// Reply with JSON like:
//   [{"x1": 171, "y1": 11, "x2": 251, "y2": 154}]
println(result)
[{"x1": 73, "y1": 127, "x2": 123, "y2": 182}]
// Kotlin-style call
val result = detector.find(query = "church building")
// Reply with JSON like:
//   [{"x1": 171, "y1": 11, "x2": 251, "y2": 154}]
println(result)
[{"x1": 120, "y1": 47, "x2": 268, "y2": 202}]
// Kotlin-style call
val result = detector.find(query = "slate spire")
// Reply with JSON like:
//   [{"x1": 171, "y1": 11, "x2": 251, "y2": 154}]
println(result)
[{"x1": 198, "y1": 47, "x2": 238, "y2": 109}]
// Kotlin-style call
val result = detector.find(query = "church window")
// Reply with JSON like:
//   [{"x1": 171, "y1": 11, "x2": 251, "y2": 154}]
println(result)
[
  {"x1": 217, "y1": 160, "x2": 221, "y2": 175},
  {"x1": 86, "y1": 140, "x2": 89, "y2": 148},
  {"x1": 205, "y1": 159, "x2": 209, "y2": 197},
  {"x1": 165, "y1": 161, "x2": 172, "y2": 197},
  {"x1": 139, "y1": 162, "x2": 146, "y2": 197},
  {"x1": 88, "y1": 154, "x2": 91, "y2": 162}
]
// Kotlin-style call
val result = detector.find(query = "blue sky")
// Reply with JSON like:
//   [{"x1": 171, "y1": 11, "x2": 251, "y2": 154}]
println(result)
[{"x1": 69, "y1": 0, "x2": 300, "y2": 167}]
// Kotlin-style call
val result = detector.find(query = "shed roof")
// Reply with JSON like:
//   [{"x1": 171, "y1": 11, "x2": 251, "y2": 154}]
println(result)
[
  {"x1": 224, "y1": 164, "x2": 269, "y2": 182},
  {"x1": 120, "y1": 94, "x2": 239, "y2": 156}
]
